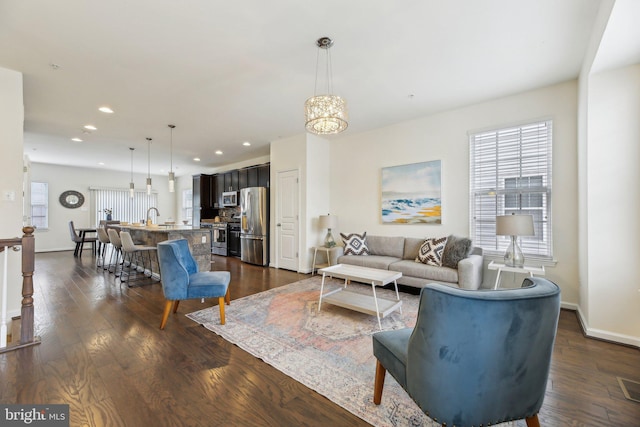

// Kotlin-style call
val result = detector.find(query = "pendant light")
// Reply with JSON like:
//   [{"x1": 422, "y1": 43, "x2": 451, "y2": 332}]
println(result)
[
  {"x1": 304, "y1": 37, "x2": 348, "y2": 134},
  {"x1": 146, "y1": 137, "x2": 152, "y2": 195},
  {"x1": 168, "y1": 124, "x2": 175, "y2": 193},
  {"x1": 129, "y1": 147, "x2": 135, "y2": 198}
]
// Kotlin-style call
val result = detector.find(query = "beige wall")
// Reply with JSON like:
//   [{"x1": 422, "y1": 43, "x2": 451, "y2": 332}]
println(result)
[
  {"x1": 30, "y1": 163, "x2": 176, "y2": 252},
  {"x1": 585, "y1": 64, "x2": 640, "y2": 344},
  {"x1": 328, "y1": 81, "x2": 579, "y2": 302},
  {"x1": 0, "y1": 66, "x2": 25, "y2": 320}
]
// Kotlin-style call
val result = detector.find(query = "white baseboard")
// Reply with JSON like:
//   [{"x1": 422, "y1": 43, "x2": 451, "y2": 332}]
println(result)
[{"x1": 575, "y1": 305, "x2": 640, "y2": 348}]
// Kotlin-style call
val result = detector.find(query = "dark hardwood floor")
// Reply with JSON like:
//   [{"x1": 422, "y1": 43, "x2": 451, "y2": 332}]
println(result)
[{"x1": 1, "y1": 251, "x2": 639, "y2": 426}]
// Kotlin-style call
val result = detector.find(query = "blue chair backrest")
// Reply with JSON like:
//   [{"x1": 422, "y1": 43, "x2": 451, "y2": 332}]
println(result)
[
  {"x1": 157, "y1": 239, "x2": 199, "y2": 300},
  {"x1": 406, "y1": 277, "x2": 560, "y2": 426}
]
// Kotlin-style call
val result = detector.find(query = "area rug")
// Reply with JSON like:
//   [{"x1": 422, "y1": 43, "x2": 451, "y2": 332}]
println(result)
[{"x1": 187, "y1": 276, "x2": 514, "y2": 427}]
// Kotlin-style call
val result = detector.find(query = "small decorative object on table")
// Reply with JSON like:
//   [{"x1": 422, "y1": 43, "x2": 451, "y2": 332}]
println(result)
[{"x1": 103, "y1": 208, "x2": 113, "y2": 221}]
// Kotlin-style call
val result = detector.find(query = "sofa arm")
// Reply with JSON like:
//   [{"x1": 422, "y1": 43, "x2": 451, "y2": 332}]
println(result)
[
  {"x1": 330, "y1": 246, "x2": 344, "y2": 265},
  {"x1": 457, "y1": 254, "x2": 484, "y2": 290}
]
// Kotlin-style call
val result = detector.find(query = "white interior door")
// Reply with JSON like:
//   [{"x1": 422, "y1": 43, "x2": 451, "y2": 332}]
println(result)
[{"x1": 276, "y1": 169, "x2": 299, "y2": 271}]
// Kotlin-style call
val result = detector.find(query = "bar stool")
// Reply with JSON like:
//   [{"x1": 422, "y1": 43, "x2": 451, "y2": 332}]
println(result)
[
  {"x1": 106, "y1": 228, "x2": 123, "y2": 276},
  {"x1": 119, "y1": 231, "x2": 158, "y2": 285},
  {"x1": 96, "y1": 227, "x2": 111, "y2": 270}
]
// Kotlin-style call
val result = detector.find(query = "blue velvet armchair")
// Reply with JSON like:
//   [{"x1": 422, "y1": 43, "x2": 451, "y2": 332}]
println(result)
[
  {"x1": 373, "y1": 277, "x2": 561, "y2": 427},
  {"x1": 157, "y1": 239, "x2": 231, "y2": 329}
]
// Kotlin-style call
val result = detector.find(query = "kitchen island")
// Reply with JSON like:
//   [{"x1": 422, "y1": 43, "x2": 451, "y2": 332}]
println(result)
[{"x1": 111, "y1": 224, "x2": 212, "y2": 273}]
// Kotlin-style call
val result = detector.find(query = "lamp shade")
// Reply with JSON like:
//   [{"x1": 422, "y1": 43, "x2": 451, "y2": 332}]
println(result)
[
  {"x1": 496, "y1": 214, "x2": 534, "y2": 236},
  {"x1": 319, "y1": 215, "x2": 338, "y2": 229}
]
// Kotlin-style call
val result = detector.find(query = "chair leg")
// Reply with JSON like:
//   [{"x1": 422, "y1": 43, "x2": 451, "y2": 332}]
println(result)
[
  {"x1": 218, "y1": 296, "x2": 226, "y2": 325},
  {"x1": 225, "y1": 287, "x2": 231, "y2": 305},
  {"x1": 160, "y1": 300, "x2": 173, "y2": 330},
  {"x1": 525, "y1": 415, "x2": 540, "y2": 427},
  {"x1": 172, "y1": 300, "x2": 180, "y2": 313},
  {"x1": 373, "y1": 359, "x2": 386, "y2": 405}
]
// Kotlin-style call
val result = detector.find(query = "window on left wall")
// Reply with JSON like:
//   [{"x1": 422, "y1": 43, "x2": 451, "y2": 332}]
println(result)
[{"x1": 31, "y1": 181, "x2": 48, "y2": 229}]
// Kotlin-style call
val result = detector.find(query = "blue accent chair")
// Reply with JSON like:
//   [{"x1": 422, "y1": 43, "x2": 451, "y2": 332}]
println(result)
[
  {"x1": 157, "y1": 239, "x2": 231, "y2": 329},
  {"x1": 373, "y1": 277, "x2": 561, "y2": 427}
]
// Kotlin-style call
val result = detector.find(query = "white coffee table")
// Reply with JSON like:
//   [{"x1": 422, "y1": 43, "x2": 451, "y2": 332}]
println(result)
[{"x1": 318, "y1": 264, "x2": 403, "y2": 330}]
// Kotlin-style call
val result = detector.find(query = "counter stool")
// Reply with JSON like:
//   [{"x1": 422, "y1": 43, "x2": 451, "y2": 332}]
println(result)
[
  {"x1": 96, "y1": 228, "x2": 111, "y2": 270},
  {"x1": 106, "y1": 228, "x2": 123, "y2": 276},
  {"x1": 119, "y1": 231, "x2": 157, "y2": 286}
]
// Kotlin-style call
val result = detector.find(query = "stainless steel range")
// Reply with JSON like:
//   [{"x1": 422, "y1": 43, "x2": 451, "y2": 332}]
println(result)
[{"x1": 201, "y1": 222, "x2": 228, "y2": 256}]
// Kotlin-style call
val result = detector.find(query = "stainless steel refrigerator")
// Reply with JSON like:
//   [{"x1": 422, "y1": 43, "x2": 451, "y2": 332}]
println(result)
[{"x1": 240, "y1": 187, "x2": 268, "y2": 266}]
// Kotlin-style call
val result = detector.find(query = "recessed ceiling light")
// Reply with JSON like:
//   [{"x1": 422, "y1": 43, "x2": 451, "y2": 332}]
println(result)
[
  {"x1": 98, "y1": 106, "x2": 114, "y2": 114},
  {"x1": 242, "y1": 142, "x2": 251, "y2": 146},
  {"x1": 193, "y1": 157, "x2": 201, "y2": 162},
  {"x1": 84, "y1": 125, "x2": 97, "y2": 131},
  {"x1": 215, "y1": 150, "x2": 223, "y2": 155},
  {"x1": 71, "y1": 137, "x2": 83, "y2": 142},
  {"x1": 98, "y1": 162, "x2": 105, "y2": 166}
]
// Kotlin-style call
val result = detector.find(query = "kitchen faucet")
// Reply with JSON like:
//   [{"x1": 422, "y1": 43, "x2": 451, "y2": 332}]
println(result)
[{"x1": 146, "y1": 207, "x2": 160, "y2": 225}]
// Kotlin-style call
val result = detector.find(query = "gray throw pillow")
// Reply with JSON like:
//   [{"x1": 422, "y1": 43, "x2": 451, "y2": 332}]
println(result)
[
  {"x1": 441, "y1": 235, "x2": 472, "y2": 268},
  {"x1": 340, "y1": 232, "x2": 370, "y2": 256}
]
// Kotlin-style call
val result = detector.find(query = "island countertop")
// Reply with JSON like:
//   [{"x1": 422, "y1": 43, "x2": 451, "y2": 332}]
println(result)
[{"x1": 109, "y1": 224, "x2": 212, "y2": 272}]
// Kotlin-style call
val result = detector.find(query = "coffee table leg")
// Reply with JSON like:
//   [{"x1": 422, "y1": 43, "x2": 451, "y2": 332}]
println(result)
[
  {"x1": 371, "y1": 283, "x2": 382, "y2": 330},
  {"x1": 393, "y1": 280, "x2": 402, "y2": 314},
  {"x1": 318, "y1": 272, "x2": 326, "y2": 312}
]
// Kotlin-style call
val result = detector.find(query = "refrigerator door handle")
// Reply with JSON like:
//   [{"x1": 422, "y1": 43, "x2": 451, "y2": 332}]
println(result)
[{"x1": 240, "y1": 235, "x2": 264, "y2": 240}]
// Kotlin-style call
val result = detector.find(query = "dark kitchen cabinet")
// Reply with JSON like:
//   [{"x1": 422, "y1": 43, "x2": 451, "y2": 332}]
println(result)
[
  {"x1": 257, "y1": 164, "x2": 270, "y2": 187},
  {"x1": 238, "y1": 168, "x2": 248, "y2": 190},
  {"x1": 214, "y1": 174, "x2": 224, "y2": 207},
  {"x1": 193, "y1": 174, "x2": 215, "y2": 225},
  {"x1": 246, "y1": 166, "x2": 259, "y2": 188},
  {"x1": 224, "y1": 170, "x2": 239, "y2": 192}
]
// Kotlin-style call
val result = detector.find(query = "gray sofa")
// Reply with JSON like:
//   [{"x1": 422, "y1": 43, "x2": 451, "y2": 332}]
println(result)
[{"x1": 335, "y1": 235, "x2": 483, "y2": 290}]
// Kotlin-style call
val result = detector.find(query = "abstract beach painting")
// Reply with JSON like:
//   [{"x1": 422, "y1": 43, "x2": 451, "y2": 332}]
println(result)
[{"x1": 381, "y1": 160, "x2": 442, "y2": 224}]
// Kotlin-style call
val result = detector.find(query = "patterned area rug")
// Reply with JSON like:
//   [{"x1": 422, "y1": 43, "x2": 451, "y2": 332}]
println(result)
[{"x1": 187, "y1": 277, "x2": 514, "y2": 427}]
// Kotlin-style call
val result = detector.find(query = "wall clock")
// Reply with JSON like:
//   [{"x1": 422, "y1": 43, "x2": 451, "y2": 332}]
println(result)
[{"x1": 59, "y1": 190, "x2": 85, "y2": 209}]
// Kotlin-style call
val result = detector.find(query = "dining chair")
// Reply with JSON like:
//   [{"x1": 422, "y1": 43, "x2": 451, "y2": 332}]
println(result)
[
  {"x1": 372, "y1": 277, "x2": 561, "y2": 427},
  {"x1": 68, "y1": 221, "x2": 97, "y2": 257},
  {"x1": 157, "y1": 239, "x2": 231, "y2": 329}
]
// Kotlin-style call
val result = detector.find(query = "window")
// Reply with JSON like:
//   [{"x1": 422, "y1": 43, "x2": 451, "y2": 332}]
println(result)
[
  {"x1": 469, "y1": 120, "x2": 552, "y2": 259},
  {"x1": 182, "y1": 189, "x2": 193, "y2": 222},
  {"x1": 31, "y1": 182, "x2": 48, "y2": 229},
  {"x1": 90, "y1": 187, "x2": 158, "y2": 225}
]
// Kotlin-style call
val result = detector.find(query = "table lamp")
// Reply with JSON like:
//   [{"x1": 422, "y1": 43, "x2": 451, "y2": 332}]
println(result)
[
  {"x1": 319, "y1": 214, "x2": 338, "y2": 248},
  {"x1": 496, "y1": 214, "x2": 534, "y2": 267}
]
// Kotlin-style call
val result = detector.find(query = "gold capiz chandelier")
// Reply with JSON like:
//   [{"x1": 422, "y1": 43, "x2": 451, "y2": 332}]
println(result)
[
  {"x1": 304, "y1": 94, "x2": 348, "y2": 134},
  {"x1": 304, "y1": 37, "x2": 348, "y2": 135}
]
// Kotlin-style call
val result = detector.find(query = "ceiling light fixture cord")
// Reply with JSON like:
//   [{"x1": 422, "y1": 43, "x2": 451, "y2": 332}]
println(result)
[
  {"x1": 146, "y1": 137, "x2": 152, "y2": 195},
  {"x1": 168, "y1": 125, "x2": 176, "y2": 193}
]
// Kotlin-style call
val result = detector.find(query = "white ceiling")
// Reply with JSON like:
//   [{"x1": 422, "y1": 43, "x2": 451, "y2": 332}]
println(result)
[{"x1": 0, "y1": 0, "x2": 603, "y2": 177}]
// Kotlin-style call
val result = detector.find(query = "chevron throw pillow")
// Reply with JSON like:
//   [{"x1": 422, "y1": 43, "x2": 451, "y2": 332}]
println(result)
[
  {"x1": 415, "y1": 236, "x2": 448, "y2": 266},
  {"x1": 340, "y1": 232, "x2": 370, "y2": 256}
]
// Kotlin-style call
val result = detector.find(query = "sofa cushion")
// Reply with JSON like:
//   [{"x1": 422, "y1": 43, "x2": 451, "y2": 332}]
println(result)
[
  {"x1": 391, "y1": 260, "x2": 459, "y2": 284},
  {"x1": 403, "y1": 237, "x2": 425, "y2": 260},
  {"x1": 416, "y1": 237, "x2": 448, "y2": 266},
  {"x1": 366, "y1": 235, "x2": 405, "y2": 258},
  {"x1": 340, "y1": 232, "x2": 370, "y2": 256},
  {"x1": 338, "y1": 254, "x2": 402, "y2": 270},
  {"x1": 441, "y1": 235, "x2": 473, "y2": 268}
]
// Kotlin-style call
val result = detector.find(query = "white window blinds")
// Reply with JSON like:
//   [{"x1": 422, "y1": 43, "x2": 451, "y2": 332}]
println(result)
[
  {"x1": 90, "y1": 187, "x2": 158, "y2": 225},
  {"x1": 469, "y1": 120, "x2": 552, "y2": 258}
]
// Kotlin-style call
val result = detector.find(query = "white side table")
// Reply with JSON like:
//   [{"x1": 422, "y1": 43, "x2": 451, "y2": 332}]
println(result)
[
  {"x1": 312, "y1": 246, "x2": 341, "y2": 275},
  {"x1": 488, "y1": 261, "x2": 545, "y2": 289}
]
